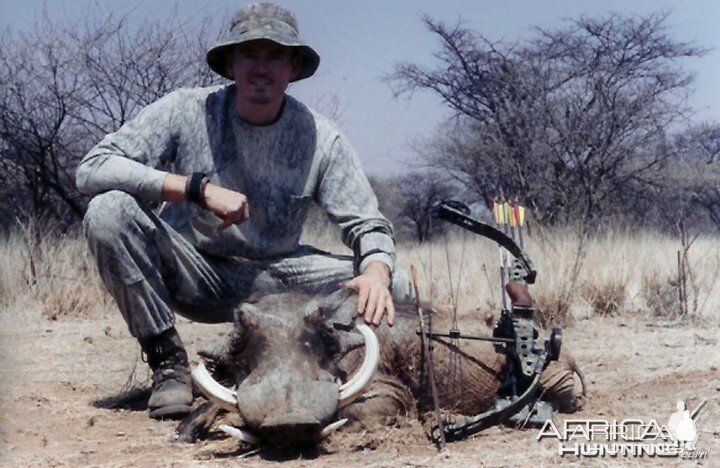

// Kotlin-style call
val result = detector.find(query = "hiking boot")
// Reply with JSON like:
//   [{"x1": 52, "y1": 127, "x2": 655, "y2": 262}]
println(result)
[{"x1": 140, "y1": 327, "x2": 194, "y2": 420}]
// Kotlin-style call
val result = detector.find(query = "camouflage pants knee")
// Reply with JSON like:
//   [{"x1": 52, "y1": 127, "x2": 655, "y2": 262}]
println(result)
[{"x1": 83, "y1": 191, "x2": 413, "y2": 339}]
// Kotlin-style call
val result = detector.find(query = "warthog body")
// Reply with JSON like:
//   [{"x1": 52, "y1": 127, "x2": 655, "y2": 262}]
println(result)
[{"x1": 181, "y1": 290, "x2": 585, "y2": 446}]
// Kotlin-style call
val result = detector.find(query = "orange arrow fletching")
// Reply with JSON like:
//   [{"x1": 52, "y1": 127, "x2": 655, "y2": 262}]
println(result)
[{"x1": 504, "y1": 203, "x2": 512, "y2": 227}]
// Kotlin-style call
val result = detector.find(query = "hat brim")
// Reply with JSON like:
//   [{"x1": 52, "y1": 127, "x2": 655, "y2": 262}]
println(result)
[{"x1": 206, "y1": 35, "x2": 320, "y2": 83}]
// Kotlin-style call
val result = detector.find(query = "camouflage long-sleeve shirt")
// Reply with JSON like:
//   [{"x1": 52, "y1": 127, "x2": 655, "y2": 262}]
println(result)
[{"x1": 76, "y1": 85, "x2": 395, "y2": 272}]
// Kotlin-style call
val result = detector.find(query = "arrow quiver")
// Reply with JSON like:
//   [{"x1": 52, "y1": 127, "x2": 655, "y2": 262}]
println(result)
[{"x1": 423, "y1": 201, "x2": 562, "y2": 442}]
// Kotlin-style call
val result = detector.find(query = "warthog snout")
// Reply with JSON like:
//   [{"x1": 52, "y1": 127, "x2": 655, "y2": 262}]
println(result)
[
  {"x1": 258, "y1": 413, "x2": 321, "y2": 446},
  {"x1": 234, "y1": 368, "x2": 339, "y2": 443}
]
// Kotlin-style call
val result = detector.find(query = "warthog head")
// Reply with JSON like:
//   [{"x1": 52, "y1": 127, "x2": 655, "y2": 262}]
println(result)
[{"x1": 192, "y1": 290, "x2": 377, "y2": 447}]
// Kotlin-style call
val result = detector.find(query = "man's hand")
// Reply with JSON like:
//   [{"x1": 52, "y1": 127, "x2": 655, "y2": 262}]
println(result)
[
  {"x1": 203, "y1": 183, "x2": 250, "y2": 231},
  {"x1": 344, "y1": 261, "x2": 395, "y2": 327},
  {"x1": 161, "y1": 174, "x2": 250, "y2": 232}
]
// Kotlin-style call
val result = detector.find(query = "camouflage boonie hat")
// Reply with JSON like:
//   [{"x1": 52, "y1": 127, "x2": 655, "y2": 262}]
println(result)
[{"x1": 207, "y1": 2, "x2": 320, "y2": 82}]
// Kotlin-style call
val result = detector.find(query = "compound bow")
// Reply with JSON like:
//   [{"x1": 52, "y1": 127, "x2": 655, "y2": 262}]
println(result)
[{"x1": 418, "y1": 201, "x2": 562, "y2": 444}]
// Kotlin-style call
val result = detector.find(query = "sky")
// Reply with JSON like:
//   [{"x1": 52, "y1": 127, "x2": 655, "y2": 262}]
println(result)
[{"x1": 1, "y1": 0, "x2": 718, "y2": 176}]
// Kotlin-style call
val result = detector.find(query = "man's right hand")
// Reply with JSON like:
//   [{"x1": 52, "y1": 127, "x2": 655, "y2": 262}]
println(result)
[
  {"x1": 161, "y1": 174, "x2": 250, "y2": 232},
  {"x1": 203, "y1": 183, "x2": 250, "y2": 231}
]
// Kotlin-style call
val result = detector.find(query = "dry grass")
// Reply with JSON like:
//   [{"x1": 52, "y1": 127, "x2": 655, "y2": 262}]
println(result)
[
  {"x1": 0, "y1": 231, "x2": 28, "y2": 309},
  {"x1": 393, "y1": 227, "x2": 720, "y2": 327},
  {"x1": 2, "y1": 221, "x2": 718, "y2": 328},
  {"x1": 0, "y1": 226, "x2": 111, "y2": 319}
]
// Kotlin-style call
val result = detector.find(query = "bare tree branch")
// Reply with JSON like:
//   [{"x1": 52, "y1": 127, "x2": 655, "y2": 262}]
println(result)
[
  {"x1": 389, "y1": 11, "x2": 708, "y2": 230},
  {"x1": 0, "y1": 7, "x2": 224, "y2": 229}
]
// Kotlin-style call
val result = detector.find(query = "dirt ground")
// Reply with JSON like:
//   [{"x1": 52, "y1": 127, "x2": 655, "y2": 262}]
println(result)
[{"x1": 0, "y1": 304, "x2": 718, "y2": 467}]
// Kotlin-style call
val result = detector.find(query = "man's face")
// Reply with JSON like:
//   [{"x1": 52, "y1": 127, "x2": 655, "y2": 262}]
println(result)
[{"x1": 228, "y1": 39, "x2": 299, "y2": 108}]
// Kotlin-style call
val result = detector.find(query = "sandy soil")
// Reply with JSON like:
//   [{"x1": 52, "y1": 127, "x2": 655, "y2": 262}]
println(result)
[{"x1": 0, "y1": 305, "x2": 718, "y2": 467}]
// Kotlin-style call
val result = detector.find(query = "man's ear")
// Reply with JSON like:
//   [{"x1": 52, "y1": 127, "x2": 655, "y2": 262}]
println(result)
[
  {"x1": 290, "y1": 53, "x2": 302, "y2": 81},
  {"x1": 225, "y1": 48, "x2": 236, "y2": 79}
]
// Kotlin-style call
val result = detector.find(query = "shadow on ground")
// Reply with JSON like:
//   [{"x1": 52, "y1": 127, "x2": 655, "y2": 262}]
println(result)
[{"x1": 92, "y1": 385, "x2": 150, "y2": 411}]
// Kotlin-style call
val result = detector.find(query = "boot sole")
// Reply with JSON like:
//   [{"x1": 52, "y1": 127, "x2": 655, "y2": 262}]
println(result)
[{"x1": 149, "y1": 404, "x2": 193, "y2": 420}]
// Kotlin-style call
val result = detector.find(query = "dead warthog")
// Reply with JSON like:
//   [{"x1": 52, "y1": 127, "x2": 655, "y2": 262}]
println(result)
[{"x1": 177, "y1": 290, "x2": 585, "y2": 447}]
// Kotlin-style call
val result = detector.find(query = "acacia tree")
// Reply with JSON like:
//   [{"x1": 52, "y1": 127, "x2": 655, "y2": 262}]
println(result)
[
  {"x1": 657, "y1": 123, "x2": 720, "y2": 229},
  {"x1": 0, "y1": 10, "x2": 222, "y2": 230},
  {"x1": 688, "y1": 124, "x2": 720, "y2": 228},
  {"x1": 390, "y1": 12, "x2": 704, "y2": 229},
  {"x1": 395, "y1": 171, "x2": 461, "y2": 242},
  {"x1": 0, "y1": 24, "x2": 85, "y2": 224}
]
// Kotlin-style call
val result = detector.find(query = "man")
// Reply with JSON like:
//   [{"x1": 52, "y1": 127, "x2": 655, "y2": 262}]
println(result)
[{"x1": 76, "y1": 2, "x2": 411, "y2": 419}]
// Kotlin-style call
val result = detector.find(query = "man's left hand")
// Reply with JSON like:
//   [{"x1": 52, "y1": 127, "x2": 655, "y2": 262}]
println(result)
[{"x1": 344, "y1": 261, "x2": 395, "y2": 327}]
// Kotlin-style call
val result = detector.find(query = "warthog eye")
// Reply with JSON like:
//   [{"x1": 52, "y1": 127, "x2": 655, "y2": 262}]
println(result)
[{"x1": 298, "y1": 324, "x2": 340, "y2": 368}]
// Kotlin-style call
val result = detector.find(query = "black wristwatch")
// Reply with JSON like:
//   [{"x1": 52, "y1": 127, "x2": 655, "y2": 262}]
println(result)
[{"x1": 186, "y1": 172, "x2": 210, "y2": 208}]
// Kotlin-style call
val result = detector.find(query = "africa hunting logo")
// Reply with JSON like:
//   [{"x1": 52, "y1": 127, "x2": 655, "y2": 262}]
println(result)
[{"x1": 537, "y1": 399, "x2": 708, "y2": 459}]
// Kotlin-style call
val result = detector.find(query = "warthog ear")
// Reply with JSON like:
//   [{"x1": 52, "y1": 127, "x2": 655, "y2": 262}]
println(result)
[
  {"x1": 319, "y1": 288, "x2": 354, "y2": 309},
  {"x1": 302, "y1": 298, "x2": 323, "y2": 326},
  {"x1": 233, "y1": 302, "x2": 262, "y2": 329},
  {"x1": 318, "y1": 288, "x2": 356, "y2": 329}
]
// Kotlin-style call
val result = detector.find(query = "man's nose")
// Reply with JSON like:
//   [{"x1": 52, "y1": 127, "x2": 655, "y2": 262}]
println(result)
[{"x1": 250, "y1": 57, "x2": 270, "y2": 74}]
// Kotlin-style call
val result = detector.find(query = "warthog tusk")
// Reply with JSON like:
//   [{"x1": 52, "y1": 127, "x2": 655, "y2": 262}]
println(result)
[
  {"x1": 338, "y1": 322, "x2": 380, "y2": 406},
  {"x1": 320, "y1": 418, "x2": 348, "y2": 439},
  {"x1": 218, "y1": 424, "x2": 260, "y2": 445},
  {"x1": 191, "y1": 362, "x2": 237, "y2": 411}
]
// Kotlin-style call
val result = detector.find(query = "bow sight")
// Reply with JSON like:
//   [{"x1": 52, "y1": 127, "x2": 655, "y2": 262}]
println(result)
[{"x1": 417, "y1": 200, "x2": 563, "y2": 444}]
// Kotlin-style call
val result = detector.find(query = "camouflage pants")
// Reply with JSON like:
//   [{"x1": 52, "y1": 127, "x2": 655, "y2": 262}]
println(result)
[{"x1": 83, "y1": 191, "x2": 412, "y2": 339}]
